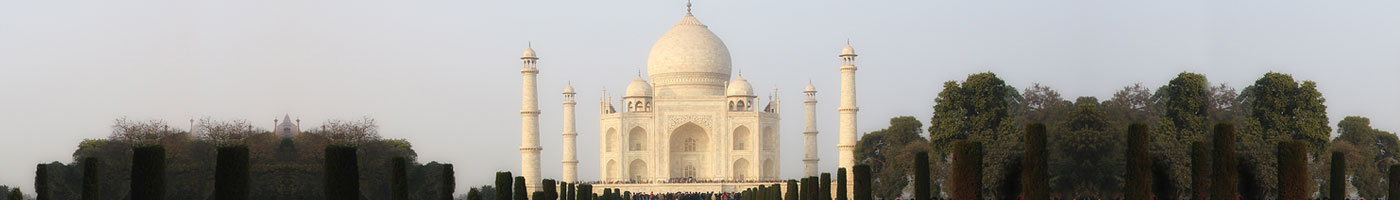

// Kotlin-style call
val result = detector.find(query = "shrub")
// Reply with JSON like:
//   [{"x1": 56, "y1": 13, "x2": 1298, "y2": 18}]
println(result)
[
  {"x1": 1190, "y1": 142, "x2": 1209, "y2": 200},
  {"x1": 836, "y1": 168, "x2": 847, "y2": 200},
  {"x1": 132, "y1": 145, "x2": 167, "y2": 200},
  {"x1": 469, "y1": 188, "x2": 482, "y2": 200},
  {"x1": 497, "y1": 172, "x2": 514, "y2": 200},
  {"x1": 81, "y1": 157, "x2": 99, "y2": 200},
  {"x1": 914, "y1": 151, "x2": 930, "y2": 200},
  {"x1": 35, "y1": 163, "x2": 47, "y2": 200},
  {"x1": 821, "y1": 173, "x2": 832, "y2": 200},
  {"x1": 390, "y1": 157, "x2": 408, "y2": 200},
  {"x1": 852, "y1": 165, "x2": 872, "y2": 200},
  {"x1": 543, "y1": 179, "x2": 557, "y2": 200},
  {"x1": 1210, "y1": 123, "x2": 1237, "y2": 200},
  {"x1": 787, "y1": 179, "x2": 798, "y2": 200},
  {"x1": 216, "y1": 146, "x2": 250, "y2": 200},
  {"x1": 1389, "y1": 165, "x2": 1400, "y2": 200},
  {"x1": 951, "y1": 141, "x2": 983, "y2": 200},
  {"x1": 1330, "y1": 151, "x2": 1346, "y2": 200},
  {"x1": 323, "y1": 145, "x2": 360, "y2": 200},
  {"x1": 442, "y1": 164, "x2": 456, "y2": 200},
  {"x1": 1126, "y1": 123, "x2": 1150, "y2": 200},
  {"x1": 1276, "y1": 141, "x2": 1308, "y2": 200},
  {"x1": 515, "y1": 176, "x2": 527, "y2": 200},
  {"x1": 1023, "y1": 123, "x2": 1048, "y2": 200}
]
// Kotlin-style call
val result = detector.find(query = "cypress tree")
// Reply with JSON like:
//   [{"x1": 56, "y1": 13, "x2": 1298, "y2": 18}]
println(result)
[
  {"x1": 1211, "y1": 123, "x2": 1236, "y2": 200},
  {"x1": 442, "y1": 164, "x2": 456, "y2": 200},
  {"x1": 576, "y1": 184, "x2": 592, "y2": 200},
  {"x1": 515, "y1": 176, "x2": 528, "y2": 200},
  {"x1": 390, "y1": 157, "x2": 409, "y2": 200},
  {"x1": 215, "y1": 146, "x2": 250, "y2": 200},
  {"x1": 469, "y1": 188, "x2": 482, "y2": 200},
  {"x1": 821, "y1": 173, "x2": 832, "y2": 200},
  {"x1": 34, "y1": 163, "x2": 47, "y2": 200},
  {"x1": 1390, "y1": 165, "x2": 1400, "y2": 200},
  {"x1": 543, "y1": 179, "x2": 557, "y2": 200},
  {"x1": 951, "y1": 141, "x2": 982, "y2": 200},
  {"x1": 1276, "y1": 141, "x2": 1308, "y2": 200},
  {"x1": 836, "y1": 168, "x2": 847, "y2": 200},
  {"x1": 1190, "y1": 142, "x2": 1209, "y2": 200},
  {"x1": 1023, "y1": 123, "x2": 1048, "y2": 200},
  {"x1": 1329, "y1": 151, "x2": 1346, "y2": 200},
  {"x1": 853, "y1": 165, "x2": 872, "y2": 200},
  {"x1": 132, "y1": 145, "x2": 166, "y2": 200},
  {"x1": 558, "y1": 182, "x2": 567, "y2": 200},
  {"x1": 533, "y1": 191, "x2": 546, "y2": 200},
  {"x1": 800, "y1": 177, "x2": 811, "y2": 200},
  {"x1": 914, "y1": 151, "x2": 930, "y2": 200},
  {"x1": 786, "y1": 179, "x2": 798, "y2": 200},
  {"x1": 497, "y1": 172, "x2": 514, "y2": 200},
  {"x1": 324, "y1": 145, "x2": 360, "y2": 200},
  {"x1": 1126, "y1": 123, "x2": 1151, "y2": 200},
  {"x1": 81, "y1": 157, "x2": 99, "y2": 200}
]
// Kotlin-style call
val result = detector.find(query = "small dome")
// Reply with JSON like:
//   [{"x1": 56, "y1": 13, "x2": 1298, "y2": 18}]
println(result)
[
  {"x1": 563, "y1": 84, "x2": 575, "y2": 94},
  {"x1": 625, "y1": 77, "x2": 652, "y2": 97},
  {"x1": 804, "y1": 83, "x2": 816, "y2": 92},
  {"x1": 726, "y1": 76, "x2": 755, "y2": 96},
  {"x1": 840, "y1": 43, "x2": 856, "y2": 55},
  {"x1": 522, "y1": 47, "x2": 537, "y2": 58}
]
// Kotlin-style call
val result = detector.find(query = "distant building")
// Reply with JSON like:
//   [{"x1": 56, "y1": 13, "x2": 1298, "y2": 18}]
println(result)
[{"x1": 274, "y1": 114, "x2": 299, "y2": 139}]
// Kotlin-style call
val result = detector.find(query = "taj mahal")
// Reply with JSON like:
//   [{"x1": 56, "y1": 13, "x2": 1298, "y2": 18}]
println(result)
[{"x1": 514, "y1": 2, "x2": 862, "y2": 195}]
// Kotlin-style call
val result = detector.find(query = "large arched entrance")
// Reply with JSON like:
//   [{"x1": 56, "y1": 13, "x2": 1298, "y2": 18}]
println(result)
[{"x1": 669, "y1": 122, "x2": 709, "y2": 179}]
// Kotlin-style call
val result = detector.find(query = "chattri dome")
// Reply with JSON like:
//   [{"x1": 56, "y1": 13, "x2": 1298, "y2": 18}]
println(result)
[{"x1": 625, "y1": 77, "x2": 652, "y2": 97}]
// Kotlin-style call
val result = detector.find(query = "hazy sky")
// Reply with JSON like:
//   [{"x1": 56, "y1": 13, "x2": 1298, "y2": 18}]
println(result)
[{"x1": 2, "y1": 0, "x2": 1398, "y2": 195}]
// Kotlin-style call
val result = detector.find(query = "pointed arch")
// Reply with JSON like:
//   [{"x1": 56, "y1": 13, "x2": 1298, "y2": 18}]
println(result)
[
  {"x1": 733, "y1": 126, "x2": 751, "y2": 150},
  {"x1": 606, "y1": 159, "x2": 619, "y2": 181},
  {"x1": 629, "y1": 127, "x2": 647, "y2": 151},
  {"x1": 629, "y1": 159, "x2": 648, "y2": 181},
  {"x1": 733, "y1": 158, "x2": 751, "y2": 180},
  {"x1": 763, "y1": 159, "x2": 776, "y2": 179},
  {"x1": 605, "y1": 128, "x2": 618, "y2": 152}
]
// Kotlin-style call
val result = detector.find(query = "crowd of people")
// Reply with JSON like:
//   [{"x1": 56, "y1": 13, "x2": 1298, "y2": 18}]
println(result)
[
  {"x1": 580, "y1": 178, "x2": 785, "y2": 185},
  {"x1": 622, "y1": 192, "x2": 743, "y2": 200}
]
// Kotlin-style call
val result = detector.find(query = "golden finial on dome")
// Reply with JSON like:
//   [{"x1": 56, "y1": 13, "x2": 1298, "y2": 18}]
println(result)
[{"x1": 686, "y1": 0, "x2": 692, "y2": 13}]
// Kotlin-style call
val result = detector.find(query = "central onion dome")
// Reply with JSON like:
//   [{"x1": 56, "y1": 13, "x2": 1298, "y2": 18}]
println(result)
[{"x1": 646, "y1": 12, "x2": 732, "y2": 97}]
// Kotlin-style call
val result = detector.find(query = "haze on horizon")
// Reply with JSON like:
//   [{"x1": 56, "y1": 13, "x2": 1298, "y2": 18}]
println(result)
[{"x1": 1, "y1": 0, "x2": 1397, "y2": 195}]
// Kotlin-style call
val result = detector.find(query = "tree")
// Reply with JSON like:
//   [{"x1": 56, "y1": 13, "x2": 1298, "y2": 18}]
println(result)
[
  {"x1": 469, "y1": 188, "x2": 482, "y2": 200},
  {"x1": 951, "y1": 141, "x2": 983, "y2": 200},
  {"x1": 1190, "y1": 142, "x2": 1209, "y2": 200},
  {"x1": 514, "y1": 176, "x2": 527, "y2": 200},
  {"x1": 8, "y1": 188, "x2": 20, "y2": 200},
  {"x1": 216, "y1": 146, "x2": 250, "y2": 200},
  {"x1": 443, "y1": 164, "x2": 455, "y2": 200},
  {"x1": 324, "y1": 145, "x2": 361, "y2": 200},
  {"x1": 1330, "y1": 151, "x2": 1346, "y2": 200},
  {"x1": 1276, "y1": 141, "x2": 1308, "y2": 200},
  {"x1": 391, "y1": 157, "x2": 409, "y2": 200},
  {"x1": 820, "y1": 173, "x2": 832, "y2": 200},
  {"x1": 1390, "y1": 165, "x2": 1400, "y2": 200},
  {"x1": 543, "y1": 179, "x2": 557, "y2": 200},
  {"x1": 1023, "y1": 123, "x2": 1048, "y2": 200},
  {"x1": 1151, "y1": 72, "x2": 1211, "y2": 198},
  {"x1": 836, "y1": 169, "x2": 847, "y2": 200},
  {"x1": 928, "y1": 73, "x2": 1022, "y2": 197},
  {"x1": 854, "y1": 116, "x2": 928, "y2": 199},
  {"x1": 1210, "y1": 123, "x2": 1236, "y2": 200},
  {"x1": 1125, "y1": 123, "x2": 1151, "y2": 200},
  {"x1": 787, "y1": 180, "x2": 798, "y2": 200},
  {"x1": 1332, "y1": 116, "x2": 1399, "y2": 199},
  {"x1": 132, "y1": 145, "x2": 166, "y2": 200},
  {"x1": 497, "y1": 172, "x2": 513, "y2": 200},
  {"x1": 82, "y1": 157, "x2": 99, "y2": 200},
  {"x1": 914, "y1": 151, "x2": 930, "y2": 200},
  {"x1": 852, "y1": 165, "x2": 871, "y2": 200}
]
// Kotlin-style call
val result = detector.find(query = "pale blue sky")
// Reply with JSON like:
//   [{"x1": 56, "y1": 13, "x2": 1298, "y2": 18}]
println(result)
[{"x1": 1, "y1": 0, "x2": 1397, "y2": 195}]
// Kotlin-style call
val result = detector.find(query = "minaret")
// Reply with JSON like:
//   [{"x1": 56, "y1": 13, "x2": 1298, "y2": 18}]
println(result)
[
  {"x1": 837, "y1": 42, "x2": 859, "y2": 172},
  {"x1": 561, "y1": 84, "x2": 579, "y2": 183},
  {"x1": 519, "y1": 44, "x2": 542, "y2": 193},
  {"x1": 803, "y1": 83, "x2": 820, "y2": 177}
]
